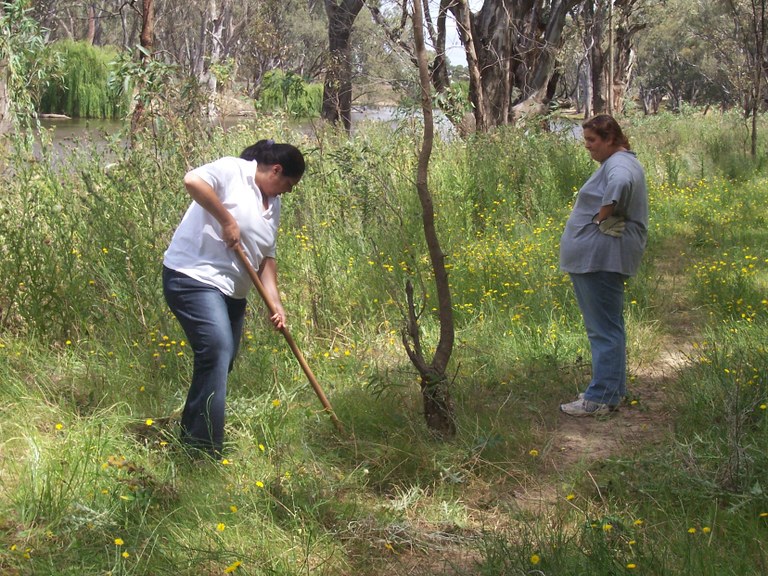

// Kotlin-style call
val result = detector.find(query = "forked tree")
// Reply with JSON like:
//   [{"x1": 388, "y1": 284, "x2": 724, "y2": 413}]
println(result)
[{"x1": 402, "y1": 0, "x2": 456, "y2": 438}]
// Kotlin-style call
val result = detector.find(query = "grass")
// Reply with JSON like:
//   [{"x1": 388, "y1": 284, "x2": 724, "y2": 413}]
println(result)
[{"x1": 1, "y1": 109, "x2": 767, "y2": 574}]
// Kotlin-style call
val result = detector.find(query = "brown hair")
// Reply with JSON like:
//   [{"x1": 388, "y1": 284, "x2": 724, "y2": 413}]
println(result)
[{"x1": 582, "y1": 114, "x2": 631, "y2": 150}]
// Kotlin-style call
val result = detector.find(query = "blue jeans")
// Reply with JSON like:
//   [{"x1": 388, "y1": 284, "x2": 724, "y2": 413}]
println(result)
[
  {"x1": 163, "y1": 266, "x2": 246, "y2": 454},
  {"x1": 570, "y1": 272, "x2": 627, "y2": 406}
]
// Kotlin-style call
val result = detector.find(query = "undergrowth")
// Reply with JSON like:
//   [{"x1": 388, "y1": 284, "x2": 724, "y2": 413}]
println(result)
[{"x1": 1, "y1": 110, "x2": 767, "y2": 575}]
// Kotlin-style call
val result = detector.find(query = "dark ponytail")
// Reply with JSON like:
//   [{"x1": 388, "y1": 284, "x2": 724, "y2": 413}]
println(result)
[{"x1": 240, "y1": 140, "x2": 306, "y2": 178}]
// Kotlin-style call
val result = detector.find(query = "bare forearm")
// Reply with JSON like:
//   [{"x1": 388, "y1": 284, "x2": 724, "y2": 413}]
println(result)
[
  {"x1": 258, "y1": 257, "x2": 285, "y2": 329},
  {"x1": 184, "y1": 173, "x2": 240, "y2": 246}
]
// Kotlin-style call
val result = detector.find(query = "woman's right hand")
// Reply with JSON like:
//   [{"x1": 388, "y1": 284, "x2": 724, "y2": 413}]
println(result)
[
  {"x1": 221, "y1": 221, "x2": 241, "y2": 247},
  {"x1": 183, "y1": 172, "x2": 241, "y2": 247}
]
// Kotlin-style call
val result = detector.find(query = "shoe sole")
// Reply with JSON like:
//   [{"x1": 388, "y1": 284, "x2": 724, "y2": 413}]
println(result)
[
  {"x1": 560, "y1": 407, "x2": 615, "y2": 417},
  {"x1": 560, "y1": 402, "x2": 619, "y2": 417},
  {"x1": 576, "y1": 393, "x2": 621, "y2": 411}
]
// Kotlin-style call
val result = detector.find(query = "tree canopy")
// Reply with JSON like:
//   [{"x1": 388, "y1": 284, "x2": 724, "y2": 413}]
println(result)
[{"x1": 1, "y1": 0, "x2": 767, "y2": 131}]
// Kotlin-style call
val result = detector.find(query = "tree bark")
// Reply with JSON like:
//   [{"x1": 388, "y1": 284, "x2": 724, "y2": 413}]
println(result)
[
  {"x1": 589, "y1": 1, "x2": 606, "y2": 113},
  {"x1": 203, "y1": 0, "x2": 233, "y2": 119},
  {"x1": 85, "y1": 4, "x2": 96, "y2": 44},
  {"x1": 0, "y1": 2, "x2": 9, "y2": 136},
  {"x1": 322, "y1": 0, "x2": 364, "y2": 132},
  {"x1": 404, "y1": 0, "x2": 456, "y2": 438},
  {"x1": 445, "y1": 0, "x2": 584, "y2": 129},
  {"x1": 611, "y1": 0, "x2": 646, "y2": 114},
  {"x1": 0, "y1": 57, "x2": 10, "y2": 137},
  {"x1": 131, "y1": 0, "x2": 154, "y2": 134}
]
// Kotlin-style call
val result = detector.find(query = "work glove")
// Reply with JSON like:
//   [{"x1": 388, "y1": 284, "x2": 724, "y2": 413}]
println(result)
[{"x1": 594, "y1": 215, "x2": 626, "y2": 237}]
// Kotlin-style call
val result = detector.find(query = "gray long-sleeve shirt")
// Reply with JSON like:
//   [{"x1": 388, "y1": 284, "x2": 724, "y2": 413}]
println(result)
[{"x1": 559, "y1": 150, "x2": 648, "y2": 277}]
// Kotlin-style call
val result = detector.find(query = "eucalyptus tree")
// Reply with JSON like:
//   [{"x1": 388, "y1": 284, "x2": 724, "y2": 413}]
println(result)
[
  {"x1": 1, "y1": 0, "x2": 48, "y2": 138},
  {"x1": 634, "y1": 0, "x2": 733, "y2": 113},
  {"x1": 723, "y1": 0, "x2": 767, "y2": 157},
  {"x1": 420, "y1": 0, "x2": 585, "y2": 130},
  {"x1": 322, "y1": 0, "x2": 364, "y2": 131},
  {"x1": 568, "y1": 0, "x2": 651, "y2": 116}
]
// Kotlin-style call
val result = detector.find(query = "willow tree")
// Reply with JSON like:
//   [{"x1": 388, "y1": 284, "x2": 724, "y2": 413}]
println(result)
[{"x1": 39, "y1": 41, "x2": 127, "y2": 119}]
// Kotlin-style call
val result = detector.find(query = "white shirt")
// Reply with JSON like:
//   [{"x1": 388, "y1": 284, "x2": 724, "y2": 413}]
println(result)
[{"x1": 163, "y1": 156, "x2": 281, "y2": 298}]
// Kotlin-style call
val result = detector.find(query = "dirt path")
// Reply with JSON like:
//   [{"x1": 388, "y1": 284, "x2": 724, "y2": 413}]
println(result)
[
  {"x1": 361, "y1": 334, "x2": 697, "y2": 576},
  {"x1": 365, "y1": 242, "x2": 698, "y2": 575},
  {"x1": 552, "y1": 339, "x2": 691, "y2": 468}
]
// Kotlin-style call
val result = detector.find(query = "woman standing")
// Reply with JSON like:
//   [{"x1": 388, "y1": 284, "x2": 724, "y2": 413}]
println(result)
[
  {"x1": 163, "y1": 140, "x2": 305, "y2": 454},
  {"x1": 559, "y1": 115, "x2": 648, "y2": 417}
]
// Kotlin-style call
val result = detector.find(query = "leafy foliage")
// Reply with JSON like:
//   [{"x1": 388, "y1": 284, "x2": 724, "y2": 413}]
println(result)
[
  {"x1": 0, "y1": 0, "x2": 52, "y2": 132},
  {"x1": 38, "y1": 40, "x2": 128, "y2": 119},
  {"x1": 257, "y1": 69, "x2": 322, "y2": 118},
  {"x1": 1, "y1": 113, "x2": 768, "y2": 575}
]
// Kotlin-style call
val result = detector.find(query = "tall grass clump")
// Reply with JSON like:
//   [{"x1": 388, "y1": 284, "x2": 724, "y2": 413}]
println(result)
[
  {"x1": 631, "y1": 108, "x2": 768, "y2": 183},
  {"x1": 39, "y1": 40, "x2": 129, "y2": 119}
]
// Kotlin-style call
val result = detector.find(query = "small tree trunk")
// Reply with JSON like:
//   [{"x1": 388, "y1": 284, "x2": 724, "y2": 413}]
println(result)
[
  {"x1": 454, "y1": 0, "x2": 487, "y2": 132},
  {"x1": 0, "y1": 13, "x2": 10, "y2": 138},
  {"x1": 85, "y1": 4, "x2": 96, "y2": 44},
  {"x1": 131, "y1": 0, "x2": 154, "y2": 134},
  {"x1": 405, "y1": 0, "x2": 456, "y2": 438}
]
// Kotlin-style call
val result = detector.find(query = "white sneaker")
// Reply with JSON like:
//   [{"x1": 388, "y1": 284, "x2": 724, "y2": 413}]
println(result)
[{"x1": 560, "y1": 399, "x2": 617, "y2": 417}]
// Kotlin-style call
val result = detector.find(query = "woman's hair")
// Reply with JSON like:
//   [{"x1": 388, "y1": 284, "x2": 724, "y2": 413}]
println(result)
[
  {"x1": 240, "y1": 140, "x2": 306, "y2": 178},
  {"x1": 582, "y1": 115, "x2": 631, "y2": 150}
]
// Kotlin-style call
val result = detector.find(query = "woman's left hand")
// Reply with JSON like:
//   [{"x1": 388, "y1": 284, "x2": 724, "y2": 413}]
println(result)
[{"x1": 269, "y1": 306, "x2": 286, "y2": 330}]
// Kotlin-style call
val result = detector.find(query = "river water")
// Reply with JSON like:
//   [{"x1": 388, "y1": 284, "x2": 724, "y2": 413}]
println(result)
[{"x1": 37, "y1": 106, "x2": 455, "y2": 158}]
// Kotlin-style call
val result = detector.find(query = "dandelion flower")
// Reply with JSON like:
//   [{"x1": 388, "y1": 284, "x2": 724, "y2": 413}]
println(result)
[
  {"x1": 258, "y1": 443, "x2": 265, "y2": 452},
  {"x1": 688, "y1": 527, "x2": 697, "y2": 534},
  {"x1": 603, "y1": 524, "x2": 613, "y2": 532},
  {"x1": 627, "y1": 563, "x2": 637, "y2": 569},
  {"x1": 256, "y1": 481, "x2": 264, "y2": 488},
  {"x1": 702, "y1": 526, "x2": 711, "y2": 534},
  {"x1": 122, "y1": 551, "x2": 130, "y2": 558},
  {"x1": 221, "y1": 459, "x2": 231, "y2": 465},
  {"x1": 114, "y1": 538, "x2": 124, "y2": 546},
  {"x1": 633, "y1": 519, "x2": 644, "y2": 526},
  {"x1": 55, "y1": 423, "x2": 63, "y2": 430},
  {"x1": 272, "y1": 399, "x2": 281, "y2": 407},
  {"x1": 216, "y1": 523, "x2": 226, "y2": 532},
  {"x1": 759, "y1": 512, "x2": 768, "y2": 518},
  {"x1": 530, "y1": 554, "x2": 541, "y2": 565},
  {"x1": 529, "y1": 449, "x2": 539, "y2": 457},
  {"x1": 145, "y1": 418, "x2": 154, "y2": 426},
  {"x1": 566, "y1": 493, "x2": 575, "y2": 501},
  {"x1": 224, "y1": 560, "x2": 242, "y2": 573},
  {"x1": 230, "y1": 505, "x2": 238, "y2": 513}
]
